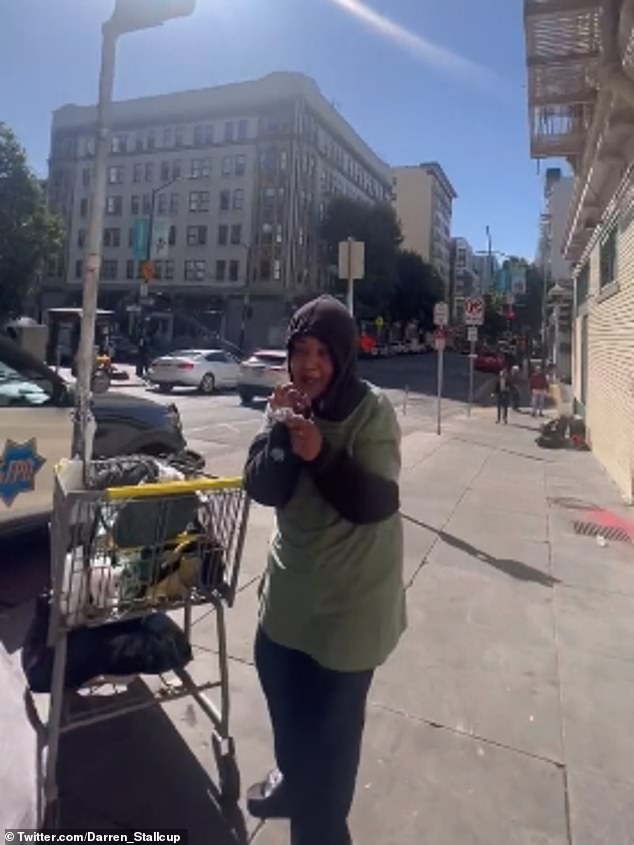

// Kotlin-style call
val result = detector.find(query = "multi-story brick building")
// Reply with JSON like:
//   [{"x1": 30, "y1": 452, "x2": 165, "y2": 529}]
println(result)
[
  {"x1": 46, "y1": 72, "x2": 392, "y2": 347},
  {"x1": 524, "y1": 0, "x2": 634, "y2": 502}
]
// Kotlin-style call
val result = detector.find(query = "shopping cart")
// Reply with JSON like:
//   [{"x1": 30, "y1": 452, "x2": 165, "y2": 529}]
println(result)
[{"x1": 33, "y1": 461, "x2": 250, "y2": 827}]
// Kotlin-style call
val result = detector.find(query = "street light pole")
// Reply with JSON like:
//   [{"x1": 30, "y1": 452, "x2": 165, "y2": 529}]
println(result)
[
  {"x1": 73, "y1": 20, "x2": 118, "y2": 463},
  {"x1": 238, "y1": 241, "x2": 252, "y2": 352}
]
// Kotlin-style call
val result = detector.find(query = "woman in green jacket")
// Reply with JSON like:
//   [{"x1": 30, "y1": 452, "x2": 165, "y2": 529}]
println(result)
[{"x1": 243, "y1": 295, "x2": 406, "y2": 845}]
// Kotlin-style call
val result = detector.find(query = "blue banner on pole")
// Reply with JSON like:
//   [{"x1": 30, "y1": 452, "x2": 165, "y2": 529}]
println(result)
[{"x1": 132, "y1": 218, "x2": 150, "y2": 260}]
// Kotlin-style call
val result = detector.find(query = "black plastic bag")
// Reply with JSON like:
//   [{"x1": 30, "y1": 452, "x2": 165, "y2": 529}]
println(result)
[{"x1": 21, "y1": 595, "x2": 192, "y2": 693}]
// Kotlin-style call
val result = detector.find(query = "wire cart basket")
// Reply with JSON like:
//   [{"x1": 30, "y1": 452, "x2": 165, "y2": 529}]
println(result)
[{"x1": 34, "y1": 460, "x2": 250, "y2": 827}]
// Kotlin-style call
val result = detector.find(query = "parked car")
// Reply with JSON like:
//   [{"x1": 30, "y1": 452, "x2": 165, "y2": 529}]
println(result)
[
  {"x1": 0, "y1": 334, "x2": 188, "y2": 537},
  {"x1": 475, "y1": 350, "x2": 505, "y2": 373},
  {"x1": 147, "y1": 349, "x2": 241, "y2": 394},
  {"x1": 238, "y1": 349, "x2": 287, "y2": 405}
]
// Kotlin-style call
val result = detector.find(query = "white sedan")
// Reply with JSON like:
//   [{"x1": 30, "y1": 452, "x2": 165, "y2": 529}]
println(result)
[{"x1": 147, "y1": 349, "x2": 241, "y2": 394}]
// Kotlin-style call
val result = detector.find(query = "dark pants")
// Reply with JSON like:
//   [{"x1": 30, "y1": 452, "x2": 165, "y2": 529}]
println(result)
[
  {"x1": 255, "y1": 628, "x2": 373, "y2": 845},
  {"x1": 496, "y1": 392, "x2": 509, "y2": 423}
]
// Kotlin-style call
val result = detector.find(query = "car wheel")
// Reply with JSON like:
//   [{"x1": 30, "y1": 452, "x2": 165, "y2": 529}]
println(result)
[
  {"x1": 158, "y1": 384, "x2": 174, "y2": 394},
  {"x1": 239, "y1": 390, "x2": 253, "y2": 406},
  {"x1": 199, "y1": 372, "x2": 216, "y2": 395}
]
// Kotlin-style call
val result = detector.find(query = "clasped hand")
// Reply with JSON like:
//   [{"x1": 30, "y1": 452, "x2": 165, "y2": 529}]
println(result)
[{"x1": 271, "y1": 384, "x2": 323, "y2": 462}]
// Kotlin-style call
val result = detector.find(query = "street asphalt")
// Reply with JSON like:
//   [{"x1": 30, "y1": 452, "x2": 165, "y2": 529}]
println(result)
[{"x1": 8, "y1": 357, "x2": 633, "y2": 843}]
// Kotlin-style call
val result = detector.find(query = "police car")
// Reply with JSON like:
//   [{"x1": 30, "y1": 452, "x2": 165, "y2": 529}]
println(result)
[{"x1": 0, "y1": 334, "x2": 188, "y2": 536}]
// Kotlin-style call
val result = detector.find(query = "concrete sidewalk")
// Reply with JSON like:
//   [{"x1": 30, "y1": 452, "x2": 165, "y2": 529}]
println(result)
[{"x1": 9, "y1": 406, "x2": 634, "y2": 843}]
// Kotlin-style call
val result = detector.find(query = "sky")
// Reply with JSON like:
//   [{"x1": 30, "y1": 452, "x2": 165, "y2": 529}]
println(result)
[{"x1": 1, "y1": 0, "x2": 546, "y2": 260}]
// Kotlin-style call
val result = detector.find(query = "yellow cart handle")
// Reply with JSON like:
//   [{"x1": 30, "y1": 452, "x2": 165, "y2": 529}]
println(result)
[{"x1": 106, "y1": 476, "x2": 243, "y2": 501}]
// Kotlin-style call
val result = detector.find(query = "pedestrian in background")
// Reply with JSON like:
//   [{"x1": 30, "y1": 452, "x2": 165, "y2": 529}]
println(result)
[
  {"x1": 494, "y1": 366, "x2": 511, "y2": 424},
  {"x1": 243, "y1": 295, "x2": 406, "y2": 845},
  {"x1": 529, "y1": 366, "x2": 549, "y2": 417}
]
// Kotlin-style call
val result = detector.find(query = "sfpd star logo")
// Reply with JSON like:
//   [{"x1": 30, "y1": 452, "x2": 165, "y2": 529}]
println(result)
[{"x1": 0, "y1": 439, "x2": 46, "y2": 507}]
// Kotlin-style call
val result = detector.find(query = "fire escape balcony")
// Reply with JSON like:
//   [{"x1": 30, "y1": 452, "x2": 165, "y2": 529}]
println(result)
[{"x1": 524, "y1": 0, "x2": 602, "y2": 166}]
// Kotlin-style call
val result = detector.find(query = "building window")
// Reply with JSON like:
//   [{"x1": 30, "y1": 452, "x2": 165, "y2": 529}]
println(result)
[
  {"x1": 81, "y1": 168, "x2": 91, "y2": 188},
  {"x1": 173, "y1": 160, "x2": 182, "y2": 179},
  {"x1": 230, "y1": 224, "x2": 242, "y2": 245},
  {"x1": 108, "y1": 166, "x2": 124, "y2": 184},
  {"x1": 77, "y1": 229, "x2": 86, "y2": 248},
  {"x1": 168, "y1": 225, "x2": 177, "y2": 246},
  {"x1": 103, "y1": 227, "x2": 120, "y2": 248},
  {"x1": 194, "y1": 124, "x2": 213, "y2": 146},
  {"x1": 101, "y1": 259, "x2": 118, "y2": 280},
  {"x1": 599, "y1": 226, "x2": 617, "y2": 287},
  {"x1": 222, "y1": 156, "x2": 233, "y2": 176},
  {"x1": 191, "y1": 158, "x2": 211, "y2": 178},
  {"x1": 163, "y1": 127, "x2": 173, "y2": 147},
  {"x1": 142, "y1": 194, "x2": 152, "y2": 214},
  {"x1": 164, "y1": 260, "x2": 175, "y2": 280},
  {"x1": 126, "y1": 259, "x2": 135, "y2": 279},
  {"x1": 235, "y1": 155, "x2": 246, "y2": 176},
  {"x1": 577, "y1": 261, "x2": 589, "y2": 306},
  {"x1": 187, "y1": 225, "x2": 207, "y2": 246},
  {"x1": 229, "y1": 260, "x2": 239, "y2": 282},
  {"x1": 261, "y1": 223, "x2": 273, "y2": 245},
  {"x1": 147, "y1": 131, "x2": 156, "y2": 151},
  {"x1": 238, "y1": 119, "x2": 248, "y2": 141},
  {"x1": 170, "y1": 192, "x2": 180, "y2": 214},
  {"x1": 111, "y1": 135, "x2": 127, "y2": 154},
  {"x1": 75, "y1": 260, "x2": 83, "y2": 279},
  {"x1": 219, "y1": 190, "x2": 231, "y2": 211},
  {"x1": 135, "y1": 133, "x2": 144, "y2": 152},
  {"x1": 275, "y1": 224, "x2": 282, "y2": 244},
  {"x1": 131, "y1": 195, "x2": 140, "y2": 215},
  {"x1": 280, "y1": 151, "x2": 288, "y2": 171},
  {"x1": 161, "y1": 161, "x2": 170, "y2": 181},
  {"x1": 225, "y1": 121, "x2": 235, "y2": 142},
  {"x1": 145, "y1": 162, "x2": 154, "y2": 182},
  {"x1": 185, "y1": 259, "x2": 206, "y2": 281},
  {"x1": 216, "y1": 260, "x2": 226, "y2": 282},
  {"x1": 189, "y1": 191, "x2": 210, "y2": 212},
  {"x1": 218, "y1": 225, "x2": 228, "y2": 246},
  {"x1": 233, "y1": 189, "x2": 244, "y2": 210},
  {"x1": 106, "y1": 196, "x2": 122, "y2": 215},
  {"x1": 175, "y1": 127, "x2": 185, "y2": 148},
  {"x1": 274, "y1": 259, "x2": 281, "y2": 281},
  {"x1": 157, "y1": 193, "x2": 169, "y2": 215},
  {"x1": 153, "y1": 260, "x2": 164, "y2": 280},
  {"x1": 133, "y1": 163, "x2": 143, "y2": 183},
  {"x1": 260, "y1": 258, "x2": 271, "y2": 280}
]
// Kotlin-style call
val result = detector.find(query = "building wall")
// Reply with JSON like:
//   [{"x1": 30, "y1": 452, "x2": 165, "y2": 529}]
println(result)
[
  {"x1": 573, "y1": 182, "x2": 634, "y2": 502},
  {"x1": 548, "y1": 176, "x2": 573, "y2": 282},
  {"x1": 391, "y1": 167, "x2": 432, "y2": 260},
  {"x1": 46, "y1": 72, "x2": 392, "y2": 345},
  {"x1": 392, "y1": 162, "x2": 455, "y2": 289}
]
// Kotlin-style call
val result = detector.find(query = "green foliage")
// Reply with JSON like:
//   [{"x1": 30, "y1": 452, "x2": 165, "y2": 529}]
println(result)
[
  {"x1": 0, "y1": 123, "x2": 64, "y2": 317},
  {"x1": 321, "y1": 197, "x2": 443, "y2": 324}
]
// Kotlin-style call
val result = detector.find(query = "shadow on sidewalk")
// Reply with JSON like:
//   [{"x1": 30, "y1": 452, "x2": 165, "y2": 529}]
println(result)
[
  {"x1": 403, "y1": 515, "x2": 559, "y2": 588},
  {"x1": 41, "y1": 680, "x2": 249, "y2": 843}
]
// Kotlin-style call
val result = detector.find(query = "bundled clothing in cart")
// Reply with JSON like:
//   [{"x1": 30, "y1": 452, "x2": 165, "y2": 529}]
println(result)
[{"x1": 244, "y1": 295, "x2": 406, "y2": 845}]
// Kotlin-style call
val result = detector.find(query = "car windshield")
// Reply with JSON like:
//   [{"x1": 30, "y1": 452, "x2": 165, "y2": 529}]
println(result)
[{"x1": 0, "y1": 361, "x2": 51, "y2": 406}]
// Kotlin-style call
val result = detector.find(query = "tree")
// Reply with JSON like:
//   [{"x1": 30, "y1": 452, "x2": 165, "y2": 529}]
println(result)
[
  {"x1": 321, "y1": 196, "x2": 402, "y2": 316},
  {"x1": 391, "y1": 250, "x2": 444, "y2": 326},
  {"x1": 0, "y1": 123, "x2": 63, "y2": 318}
]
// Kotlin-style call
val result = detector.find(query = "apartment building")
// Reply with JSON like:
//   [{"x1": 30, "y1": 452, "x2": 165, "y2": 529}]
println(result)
[
  {"x1": 391, "y1": 162, "x2": 457, "y2": 292},
  {"x1": 472, "y1": 253, "x2": 500, "y2": 295},
  {"x1": 449, "y1": 237, "x2": 477, "y2": 323},
  {"x1": 535, "y1": 168, "x2": 574, "y2": 380},
  {"x1": 524, "y1": 0, "x2": 634, "y2": 502},
  {"x1": 47, "y1": 72, "x2": 392, "y2": 348}
]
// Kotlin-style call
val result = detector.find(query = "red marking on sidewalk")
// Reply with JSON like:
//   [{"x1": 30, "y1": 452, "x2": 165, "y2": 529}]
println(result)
[{"x1": 585, "y1": 509, "x2": 634, "y2": 542}]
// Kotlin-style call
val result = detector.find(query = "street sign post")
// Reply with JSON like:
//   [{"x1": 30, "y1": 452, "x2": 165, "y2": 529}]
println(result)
[
  {"x1": 433, "y1": 328, "x2": 446, "y2": 435},
  {"x1": 338, "y1": 238, "x2": 365, "y2": 316},
  {"x1": 467, "y1": 326, "x2": 478, "y2": 416},
  {"x1": 433, "y1": 301, "x2": 449, "y2": 327},
  {"x1": 464, "y1": 296, "x2": 484, "y2": 326}
]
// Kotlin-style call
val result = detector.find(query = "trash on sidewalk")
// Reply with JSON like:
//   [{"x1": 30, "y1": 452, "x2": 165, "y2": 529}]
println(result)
[{"x1": 536, "y1": 415, "x2": 589, "y2": 451}]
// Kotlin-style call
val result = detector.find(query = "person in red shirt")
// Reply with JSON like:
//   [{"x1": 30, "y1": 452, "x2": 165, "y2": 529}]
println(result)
[{"x1": 529, "y1": 367, "x2": 549, "y2": 417}]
